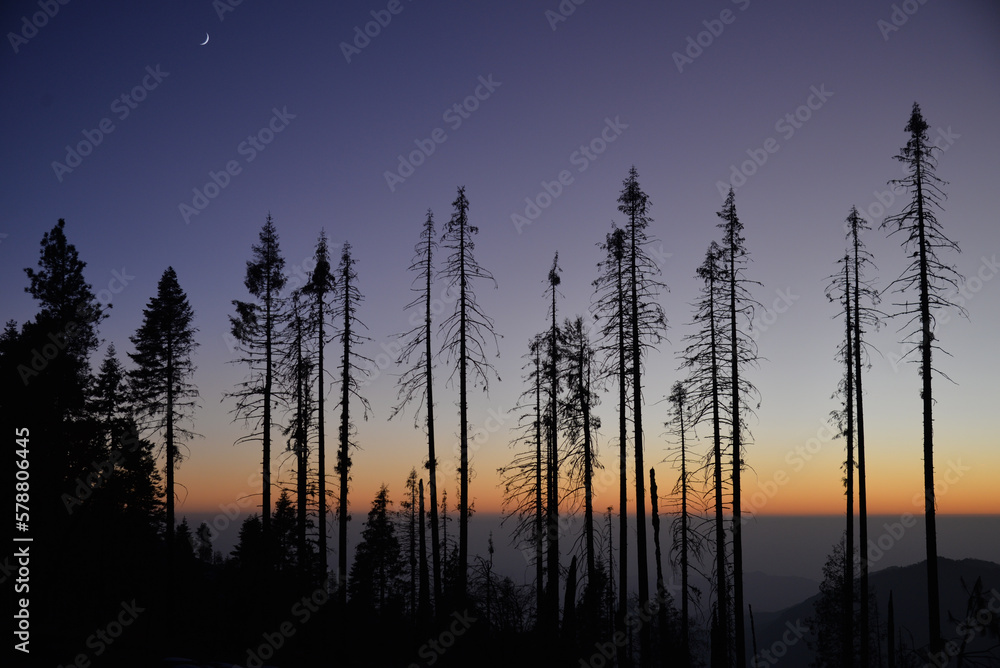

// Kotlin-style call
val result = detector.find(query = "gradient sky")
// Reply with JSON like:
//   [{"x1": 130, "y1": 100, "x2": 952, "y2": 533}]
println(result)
[{"x1": 3, "y1": 0, "x2": 999, "y2": 534}]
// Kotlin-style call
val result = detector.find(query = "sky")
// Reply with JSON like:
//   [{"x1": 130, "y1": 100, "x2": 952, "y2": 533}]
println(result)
[{"x1": 3, "y1": 0, "x2": 1000, "y2": 551}]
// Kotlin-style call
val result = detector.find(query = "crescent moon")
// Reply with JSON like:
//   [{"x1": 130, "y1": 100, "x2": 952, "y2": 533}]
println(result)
[{"x1": 200, "y1": 33, "x2": 210, "y2": 46}]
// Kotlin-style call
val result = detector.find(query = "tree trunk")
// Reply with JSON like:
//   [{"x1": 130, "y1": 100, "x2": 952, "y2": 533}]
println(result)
[
  {"x1": 710, "y1": 270, "x2": 730, "y2": 666},
  {"x1": 338, "y1": 272, "x2": 352, "y2": 604},
  {"x1": 317, "y1": 294, "x2": 327, "y2": 581},
  {"x1": 853, "y1": 226, "x2": 870, "y2": 668},
  {"x1": 458, "y1": 211, "x2": 469, "y2": 602},
  {"x1": 617, "y1": 253, "x2": 630, "y2": 668},
  {"x1": 582, "y1": 345, "x2": 596, "y2": 584},
  {"x1": 915, "y1": 146, "x2": 941, "y2": 654},
  {"x1": 843, "y1": 259, "x2": 856, "y2": 667},
  {"x1": 728, "y1": 221, "x2": 746, "y2": 668},
  {"x1": 630, "y1": 208, "x2": 651, "y2": 667},
  {"x1": 425, "y1": 254, "x2": 442, "y2": 611}
]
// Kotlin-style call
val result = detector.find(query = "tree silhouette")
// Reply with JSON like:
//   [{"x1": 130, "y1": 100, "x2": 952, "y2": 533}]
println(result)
[
  {"x1": 667, "y1": 380, "x2": 702, "y2": 668},
  {"x1": 281, "y1": 288, "x2": 315, "y2": 575},
  {"x1": 439, "y1": 185, "x2": 500, "y2": 602},
  {"x1": 827, "y1": 255, "x2": 857, "y2": 664},
  {"x1": 682, "y1": 241, "x2": 731, "y2": 665},
  {"x1": 334, "y1": 242, "x2": 372, "y2": 602},
  {"x1": 619, "y1": 166, "x2": 669, "y2": 666},
  {"x1": 845, "y1": 205, "x2": 883, "y2": 667},
  {"x1": 881, "y1": 103, "x2": 965, "y2": 656},
  {"x1": 128, "y1": 266, "x2": 199, "y2": 568},
  {"x1": 717, "y1": 187, "x2": 760, "y2": 668},
  {"x1": 418, "y1": 478, "x2": 431, "y2": 617},
  {"x1": 228, "y1": 214, "x2": 287, "y2": 547},
  {"x1": 592, "y1": 225, "x2": 632, "y2": 665},
  {"x1": 304, "y1": 229, "x2": 336, "y2": 582},
  {"x1": 391, "y1": 209, "x2": 443, "y2": 609},
  {"x1": 499, "y1": 334, "x2": 547, "y2": 623},
  {"x1": 349, "y1": 485, "x2": 403, "y2": 616},
  {"x1": 560, "y1": 315, "x2": 602, "y2": 589},
  {"x1": 544, "y1": 252, "x2": 563, "y2": 630},
  {"x1": 402, "y1": 467, "x2": 419, "y2": 615}
]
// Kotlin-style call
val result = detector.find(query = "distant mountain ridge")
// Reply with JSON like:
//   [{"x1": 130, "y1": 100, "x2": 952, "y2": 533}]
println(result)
[{"x1": 751, "y1": 557, "x2": 1000, "y2": 666}]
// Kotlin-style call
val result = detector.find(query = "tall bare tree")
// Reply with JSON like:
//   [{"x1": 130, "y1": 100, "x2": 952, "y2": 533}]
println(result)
[
  {"x1": 592, "y1": 226, "x2": 631, "y2": 665},
  {"x1": 560, "y1": 316, "x2": 602, "y2": 587},
  {"x1": 619, "y1": 168, "x2": 668, "y2": 666},
  {"x1": 281, "y1": 288, "x2": 315, "y2": 574},
  {"x1": 499, "y1": 335, "x2": 546, "y2": 623},
  {"x1": 305, "y1": 230, "x2": 336, "y2": 581},
  {"x1": 333, "y1": 242, "x2": 372, "y2": 602},
  {"x1": 681, "y1": 241, "x2": 730, "y2": 666},
  {"x1": 717, "y1": 187, "x2": 760, "y2": 668},
  {"x1": 391, "y1": 209, "x2": 443, "y2": 609},
  {"x1": 229, "y1": 215, "x2": 287, "y2": 546},
  {"x1": 827, "y1": 256, "x2": 856, "y2": 665},
  {"x1": 881, "y1": 103, "x2": 964, "y2": 655},
  {"x1": 439, "y1": 186, "x2": 499, "y2": 602},
  {"x1": 667, "y1": 380, "x2": 702, "y2": 668},
  {"x1": 845, "y1": 205, "x2": 882, "y2": 667},
  {"x1": 544, "y1": 252, "x2": 563, "y2": 629}
]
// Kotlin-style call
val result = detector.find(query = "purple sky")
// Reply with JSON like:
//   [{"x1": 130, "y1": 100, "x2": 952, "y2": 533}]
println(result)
[{"x1": 3, "y1": 0, "x2": 999, "y2": 561}]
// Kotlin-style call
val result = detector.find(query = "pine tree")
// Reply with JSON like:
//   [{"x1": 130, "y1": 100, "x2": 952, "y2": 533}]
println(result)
[
  {"x1": 845, "y1": 205, "x2": 883, "y2": 667},
  {"x1": 881, "y1": 103, "x2": 964, "y2": 655},
  {"x1": 281, "y1": 289, "x2": 315, "y2": 574},
  {"x1": 544, "y1": 252, "x2": 563, "y2": 629},
  {"x1": 499, "y1": 335, "x2": 546, "y2": 623},
  {"x1": 349, "y1": 485, "x2": 403, "y2": 614},
  {"x1": 403, "y1": 468, "x2": 419, "y2": 615},
  {"x1": 592, "y1": 225, "x2": 631, "y2": 665},
  {"x1": 681, "y1": 241, "x2": 730, "y2": 665},
  {"x1": 418, "y1": 478, "x2": 431, "y2": 617},
  {"x1": 618, "y1": 167, "x2": 669, "y2": 667},
  {"x1": 129, "y1": 267, "x2": 199, "y2": 564},
  {"x1": 391, "y1": 210, "x2": 443, "y2": 608},
  {"x1": 334, "y1": 242, "x2": 372, "y2": 602},
  {"x1": 560, "y1": 315, "x2": 602, "y2": 587},
  {"x1": 439, "y1": 186, "x2": 500, "y2": 602},
  {"x1": 717, "y1": 188, "x2": 760, "y2": 668},
  {"x1": 827, "y1": 256, "x2": 856, "y2": 665},
  {"x1": 305, "y1": 230, "x2": 336, "y2": 581},
  {"x1": 667, "y1": 380, "x2": 701, "y2": 667},
  {"x1": 229, "y1": 215, "x2": 287, "y2": 546}
]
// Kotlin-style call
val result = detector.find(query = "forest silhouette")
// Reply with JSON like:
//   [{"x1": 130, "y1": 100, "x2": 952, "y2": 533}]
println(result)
[{"x1": 4, "y1": 103, "x2": 998, "y2": 668}]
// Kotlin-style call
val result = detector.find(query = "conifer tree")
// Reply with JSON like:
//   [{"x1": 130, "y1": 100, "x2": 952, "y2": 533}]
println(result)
[
  {"x1": 129, "y1": 267, "x2": 199, "y2": 563},
  {"x1": 391, "y1": 210, "x2": 443, "y2": 608},
  {"x1": 681, "y1": 242, "x2": 730, "y2": 665},
  {"x1": 439, "y1": 186, "x2": 500, "y2": 601},
  {"x1": 717, "y1": 188, "x2": 760, "y2": 668},
  {"x1": 229, "y1": 215, "x2": 287, "y2": 544},
  {"x1": 592, "y1": 226, "x2": 631, "y2": 664},
  {"x1": 618, "y1": 168, "x2": 668, "y2": 665},
  {"x1": 845, "y1": 205, "x2": 882, "y2": 667},
  {"x1": 305, "y1": 230, "x2": 336, "y2": 580},
  {"x1": 881, "y1": 102, "x2": 964, "y2": 655},
  {"x1": 334, "y1": 242, "x2": 372, "y2": 602}
]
